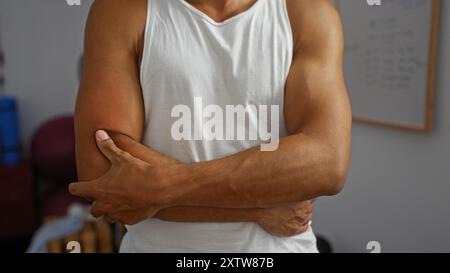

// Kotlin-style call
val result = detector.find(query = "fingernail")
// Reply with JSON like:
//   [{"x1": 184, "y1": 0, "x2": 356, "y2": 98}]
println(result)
[
  {"x1": 68, "y1": 183, "x2": 76, "y2": 193},
  {"x1": 96, "y1": 130, "x2": 110, "y2": 141}
]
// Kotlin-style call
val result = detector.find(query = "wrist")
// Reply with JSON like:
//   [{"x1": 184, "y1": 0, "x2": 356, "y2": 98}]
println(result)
[
  {"x1": 161, "y1": 163, "x2": 196, "y2": 208},
  {"x1": 250, "y1": 208, "x2": 266, "y2": 223}
]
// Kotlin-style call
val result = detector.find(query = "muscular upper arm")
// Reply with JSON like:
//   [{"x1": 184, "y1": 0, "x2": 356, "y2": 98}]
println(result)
[
  {"x1": 75, "y1": 0, "x2": 147, "y2": 181},
  {"x1": 285, "y1": 0, "x2": 351, "y2": 171}
]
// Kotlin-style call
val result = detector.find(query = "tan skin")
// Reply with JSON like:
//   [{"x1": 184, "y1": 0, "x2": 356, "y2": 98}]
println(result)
[{"x1": 72, "y1": 0, "x2": 351, "y2": 237}]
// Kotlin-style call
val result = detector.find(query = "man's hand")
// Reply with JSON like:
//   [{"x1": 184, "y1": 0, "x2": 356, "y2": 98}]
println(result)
[
  {"x1": 256, "y1": 201, "x2": 314, "y2": 237},
  {"x1": 69, "y1": 130, "x2": 180, "y2": 220}
]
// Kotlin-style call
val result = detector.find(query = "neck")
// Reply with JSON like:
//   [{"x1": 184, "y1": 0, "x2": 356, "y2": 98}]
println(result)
[{"x1": 185, "y1": 0, "x2": 257, "y2": 22}]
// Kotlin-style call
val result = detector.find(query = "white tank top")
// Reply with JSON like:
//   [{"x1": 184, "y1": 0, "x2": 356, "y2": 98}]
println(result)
[{"x1": 121, "y1": 0, "x2": 318, "y2": 253}]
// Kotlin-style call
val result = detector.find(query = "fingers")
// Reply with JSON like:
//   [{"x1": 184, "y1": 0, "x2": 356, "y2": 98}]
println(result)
[
  {"x1": 95, "y1": 130, "x2": 129, "y2": 163},
  {"x1": 109, "y1": 212, "x2": 140, "y2": 226},
  {"x1": 100, "y1": 207, "x2": 157, "y2": 226},
  {"x1": 292, "y1": 200, "x2": 314, "y2": 224},
  {"x1": 90, "y1": 200, "x2": 132, "y2": 219},
  {"x1": 109, "y1": 209, "x2": 150, "y2": 226},
  {"x1": 262, "y1": 221, "x2": 310, "y2": 237},
  {"x1": 282, "y1": 218, "x2": 311, "y2": 236},
  {"x1": 294, "y1": 208, "x2": 313, "y2": 225},
  {"x1": 90, "y1": 201, "x2": 110, "y2": 218},
  {"x1": 293, "y1": 221, "x2": 311, "y2": 234},
  {"x1": 291, "y1": 199, "x2": 314, "y2": 210},
  {"x1": 69, "y1": 181, "x2": 101, "y2": 201},
  {"x1": 300, "y1": 214, "x2": 312, "y2": 225},
  {"x1": 103, "y1": 215, "x2": 116, "y2": 224}
]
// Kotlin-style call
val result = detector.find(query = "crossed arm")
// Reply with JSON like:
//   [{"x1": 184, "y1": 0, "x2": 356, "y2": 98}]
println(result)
[
  {"x1": 95, "y1": 133, "x2": 314, "y2": 235},
  {"x1": 72, "y1": 0, "x2": 350, "y2": 230}
]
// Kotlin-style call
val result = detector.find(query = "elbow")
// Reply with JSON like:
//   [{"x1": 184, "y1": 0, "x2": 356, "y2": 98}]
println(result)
[
  {"x1": 322, "y1": 153, "x2": 349, "y2": 196},
  {"x1": 324, "y1": 165, "x2": 348, "y2": 196}
]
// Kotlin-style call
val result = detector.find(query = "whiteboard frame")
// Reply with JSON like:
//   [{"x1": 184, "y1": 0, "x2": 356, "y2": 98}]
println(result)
[{"x1": 336, "y1": 0, "x2": 441, "y2": 133}]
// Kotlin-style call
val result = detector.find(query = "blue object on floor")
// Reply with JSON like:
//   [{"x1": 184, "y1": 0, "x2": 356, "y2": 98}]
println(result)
[
  {"x1": 0, "y1": 96, "x2": 22, "y2": 166},
  {"x1": 26, "y1": 216, "x2": 85, "y2": 253}
]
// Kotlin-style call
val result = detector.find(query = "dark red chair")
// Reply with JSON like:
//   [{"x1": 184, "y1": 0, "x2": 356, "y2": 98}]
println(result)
[{"x1": 30, "y1": 115, "x2": 85, "y2": 219}]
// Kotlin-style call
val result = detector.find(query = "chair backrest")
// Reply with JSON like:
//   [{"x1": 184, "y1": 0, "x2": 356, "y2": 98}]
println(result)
[{"x1": 31, "y1": 115, "x2": 77, "y2": 183}]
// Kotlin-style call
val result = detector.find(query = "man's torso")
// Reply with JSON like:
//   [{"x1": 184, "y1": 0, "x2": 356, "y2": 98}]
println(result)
[{"x1": 119, "y1": 0, "x2": 321, "y2": 253}]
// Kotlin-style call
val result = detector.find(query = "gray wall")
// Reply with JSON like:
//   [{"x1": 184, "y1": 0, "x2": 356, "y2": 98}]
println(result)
[
  {"x1": 1, "y1": 0, "x2": 449, "y2": 252},
  {"x1": 0, "y1": 0, "x2": 93, "y2": 151}
]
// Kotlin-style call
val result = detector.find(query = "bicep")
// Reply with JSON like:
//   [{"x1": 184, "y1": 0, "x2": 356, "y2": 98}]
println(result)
[
  {"x1": 75, "y1": 2, "x2": 145, "y2": 181},
  {"x1": 285, "y1": 5, "x2": 351, "y2": 139},
  {"x1": 285, "y1": 5, "x2": 351, "y2": 145},
  {"x1": 75, "y1": 75, "x2": 144, "y2": 181},
  {"x1": 285, "y1": 54, "x2": 351, "y2": 142}
]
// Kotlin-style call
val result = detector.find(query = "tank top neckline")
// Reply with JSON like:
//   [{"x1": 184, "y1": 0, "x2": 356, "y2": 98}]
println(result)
[{"x1": 176, "y1": 0, "x2": 263, "y2": 27}]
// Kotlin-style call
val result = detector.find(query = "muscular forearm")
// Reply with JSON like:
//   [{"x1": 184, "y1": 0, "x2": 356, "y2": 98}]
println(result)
[
  {"x1": 108, "y1": 132, "x2": 264, "y2": 223},
  {"x1": 171, "y1": 133, "x2": 349, "y2": 209}
]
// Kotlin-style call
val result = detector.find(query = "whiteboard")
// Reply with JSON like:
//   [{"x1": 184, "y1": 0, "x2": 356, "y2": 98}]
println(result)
[{"x1": 338, "y1": 0, "x2": 440, "y2": 131}]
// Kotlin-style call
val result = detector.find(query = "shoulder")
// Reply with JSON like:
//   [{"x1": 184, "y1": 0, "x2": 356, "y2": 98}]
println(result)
[
  {"x1": 85, "y1": 0, "x2": 147, "y2": 53},
  {"x1": 285, "y1": 0, "x2": 343, "y2": 56}
]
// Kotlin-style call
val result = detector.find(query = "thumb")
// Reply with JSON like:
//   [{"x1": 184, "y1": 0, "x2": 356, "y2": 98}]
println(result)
[{"x1": 95, "y1": 130, "x2": 125, "y2": 163}]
